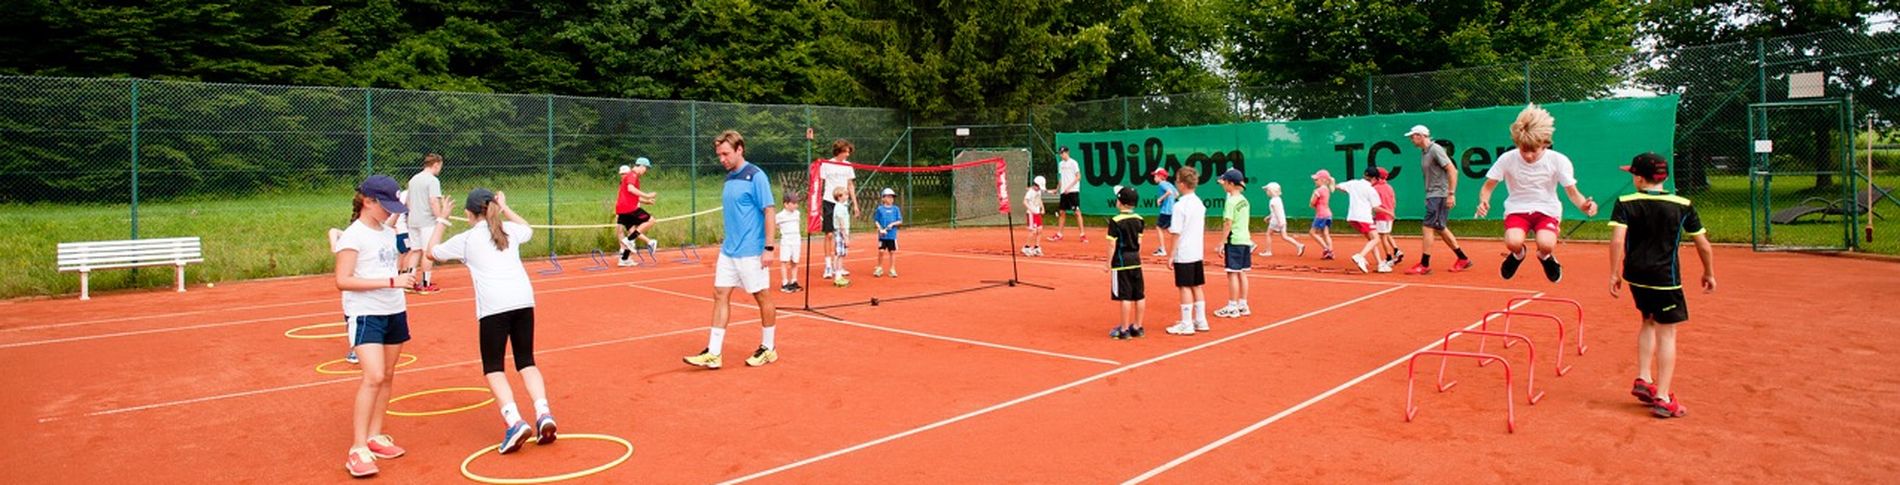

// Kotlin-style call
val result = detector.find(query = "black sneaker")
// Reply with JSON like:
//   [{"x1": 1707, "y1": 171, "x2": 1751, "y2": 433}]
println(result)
[
  {"x1": 788, "y1": 282, "x2": 802, "y2": 293},
  {"x1": 1129, "y1": 326, "x2": 1145, "y2": 338},
  {"x1": 1391, "y1": 249, "x2": 1405, "y2": 266},
  {"x1": 1110, "y1": 326, "x2": 1130, "y2": 340},
  {"x1": 1500, "y1": 251, "x2": 1525, "y2": 280},
  {"x1": 1540, "y1": 254, "x2": 1563, "y2": 283}
]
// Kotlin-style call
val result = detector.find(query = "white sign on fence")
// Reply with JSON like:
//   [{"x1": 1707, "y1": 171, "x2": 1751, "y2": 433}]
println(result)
[{"x1": 1754, "y1": 140, "x2": 1775, "y2": 153}]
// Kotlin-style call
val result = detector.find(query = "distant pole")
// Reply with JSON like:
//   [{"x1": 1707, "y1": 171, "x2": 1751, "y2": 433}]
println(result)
[
  {"x1": 129, "y1": 79, "x2": 141, "y2": 240},
  {"x1": 364, "y1": 89, "x2": 374, "y2": 175},
  {"x1": 546, "y1": 95, "x2": 555, "y2": 257}
]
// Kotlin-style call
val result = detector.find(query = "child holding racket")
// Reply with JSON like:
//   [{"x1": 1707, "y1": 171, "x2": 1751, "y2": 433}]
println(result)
[
  {"x1": 430, "y1": 188, "x2": 559, "y2": 454},
  {"x1": 1476, "y1": 104, "x2": 1600, "y2": 282},
  {"x1": 334, "y1": 175, "x2": 416, "y2": 478}
]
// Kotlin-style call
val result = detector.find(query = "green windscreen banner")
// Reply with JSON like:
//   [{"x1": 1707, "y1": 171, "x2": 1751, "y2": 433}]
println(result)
[{"x1": 1055, "y1": 96, "x2": 1679, "y2": 221}]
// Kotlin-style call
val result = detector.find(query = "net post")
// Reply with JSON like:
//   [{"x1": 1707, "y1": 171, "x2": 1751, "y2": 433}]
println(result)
[
  {"x1": 546, "y1": 94, "x2": 556, "y2": 258},
  {"x1": 690, "y1": 101, "x2": 699, "y2": 246}
]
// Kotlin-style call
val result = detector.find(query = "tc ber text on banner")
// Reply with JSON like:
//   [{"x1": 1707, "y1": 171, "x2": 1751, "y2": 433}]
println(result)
[{"x1": 1054, "y1": 96, "x2": 1679, "y2": 221}]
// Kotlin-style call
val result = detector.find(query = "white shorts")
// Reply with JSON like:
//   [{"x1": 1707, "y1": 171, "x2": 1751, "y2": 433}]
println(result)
[
  {"x1": 715, "y1": 254, "x2": 771, "y2": 294},
  {"x1": 778, "y1": 240, "x2": 801, "y2": 263},
  {"x1": 1373, "y1": 220, "x2": 1393, "y2": 234},
  {"x1": 407, "y1": 224, "x2": 436, "y2": 251}
]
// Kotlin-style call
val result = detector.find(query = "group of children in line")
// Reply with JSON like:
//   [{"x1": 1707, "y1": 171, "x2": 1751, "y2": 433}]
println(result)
[{"x1": 1078, "y1": 104, "x2": 1716, "y2": 420}]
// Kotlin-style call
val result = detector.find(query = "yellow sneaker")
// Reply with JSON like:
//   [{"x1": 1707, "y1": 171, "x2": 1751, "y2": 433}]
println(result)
[
  {"x1": 682, "y1": 348, "x2": 722, "y2": 369},
  {"x1": 745, "y1": 346, "x2": 778, "y2": 367}
]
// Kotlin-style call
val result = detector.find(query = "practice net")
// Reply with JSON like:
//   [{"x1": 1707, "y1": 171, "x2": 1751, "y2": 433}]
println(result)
[{"x1": 796, "y1": 155, "x2": 1040, "y2": 312}]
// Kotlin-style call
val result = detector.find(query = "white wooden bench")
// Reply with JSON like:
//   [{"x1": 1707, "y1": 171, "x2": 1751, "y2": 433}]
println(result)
[{"x1": 57, "y1": 237, "x2": 204, "y2": 300}]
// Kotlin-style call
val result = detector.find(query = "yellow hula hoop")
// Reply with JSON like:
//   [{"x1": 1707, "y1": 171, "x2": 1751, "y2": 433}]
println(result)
[
  {"x1": 460, "y1": 433, "x2": 634, "y2": 484},
  {"x1": 284, "y1": 321, "x2": 348, "y2": 339},
  {"x1": 385, "y1": 386, "x2": 496, "y2": 417},
  {"x1": 314, "y1": 353, "x2": 418, "y2": 375}
]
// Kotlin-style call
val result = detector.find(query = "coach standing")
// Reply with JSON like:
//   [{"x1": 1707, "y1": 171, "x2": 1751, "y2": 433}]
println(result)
[
  {"x1": 684, "y1": 130, "x2": 780, "y2": 370},
  {"x1": 1403, "y1": 125, "x2": 1472, "y2": 275}
]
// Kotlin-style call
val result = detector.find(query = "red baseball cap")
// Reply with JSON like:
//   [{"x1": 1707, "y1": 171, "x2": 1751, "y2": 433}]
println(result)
[
  {"x1": 1152, "y1": 167, "x2": 1169, "y2": 178},
  {"x1": 1622, "y1": 152, "x2": 1668, "y2": 182}
]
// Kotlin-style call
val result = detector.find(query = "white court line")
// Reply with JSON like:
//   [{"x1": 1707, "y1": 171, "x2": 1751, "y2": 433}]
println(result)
[
  {"x1": 2, "y1": 251, "x2": 725, "y2": 333},
  {"x1": 627, "y1": 284, "x2": 1122, "y2": 366},
  {"x1": 911, "y1": 250, "x2": 1535, "y2": 294},
  {"x1": 714, "y1": 285, "x2": 1408, "y2": 485},
  {"x1": 1120, "y1": 291, "x2": 1545, "y2": 484},
  {"x1": 42, "y1": 320, "x2": 760, "y2": 423},
  {"x1": 0, "y1": 271, "x2": 715, "y2": 350}
]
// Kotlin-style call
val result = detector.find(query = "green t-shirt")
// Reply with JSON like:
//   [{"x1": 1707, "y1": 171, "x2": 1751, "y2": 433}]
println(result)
[{"x1": 1224, "y1": 192, "x2": 1251, "y2": 245}]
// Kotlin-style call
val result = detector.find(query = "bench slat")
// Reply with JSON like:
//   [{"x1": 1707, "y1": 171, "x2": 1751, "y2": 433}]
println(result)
[
  {"x1": 58, "y1": 246, "x2": 202, "y2": 260},
  {"x1": 57, "y1": 237, "x2": 200, "y2": 249},
  {"x1": 59, "y1": 252, "x2": 203, "y2": 267},
  {"x1": 60, "y1": 258, "x2": 204, "y2": 272}
]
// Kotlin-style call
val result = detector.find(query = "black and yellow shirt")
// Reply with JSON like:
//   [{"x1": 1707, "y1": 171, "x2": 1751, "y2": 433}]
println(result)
[
  {"x1": 1106, "y1": 212, "x2": 1144, "y2": 271},
  {"x1": 1608, "y1": 191, "x2": 1706, "y2": 289}
]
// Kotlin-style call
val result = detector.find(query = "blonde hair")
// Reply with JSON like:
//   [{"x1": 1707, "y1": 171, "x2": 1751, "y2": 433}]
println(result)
[
  {"x1": 715, "y1": 130, "x2": 745, "y2": 151},
  {"x1": 1175, "y1": 166, "x2": 1200, "y2": 191},
  {"x1": 1510, "y1": 104, "x2": 1554, "y2": 148}
]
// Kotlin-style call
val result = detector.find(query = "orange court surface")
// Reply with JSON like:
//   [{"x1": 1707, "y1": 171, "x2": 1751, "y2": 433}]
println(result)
[{"x1": 4, "y1": 227, "x2": 1899, "y2": 484}]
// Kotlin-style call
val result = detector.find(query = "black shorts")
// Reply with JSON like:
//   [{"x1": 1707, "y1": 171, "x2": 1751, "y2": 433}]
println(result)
[
  {"x1": 1059, "y1": 192, "x2": 1081, "y2": 212},
  {"x1": 1422, "y1": 197, "x2": 1449, "y2": 230},
  {"x1": 822, "y1": 201, "x2": 838, "y2": 233},
  {"x1": 879, "y1": 239, "x2": 897, "y2": 251},
  {"x1": 1157, "y1": 214, "x2": 1173, "y2": 230},
  {"x1": 1172, "y1": 261, "x2": 1205, "y2": 287},
  {"x1": 1630, "y1": 286, "x2": 1689, "y2": 324},
  {"x1": 617, "y1": 208, "x2": 652, "y2": 229},
  {"x1": 1111, "y1": 268, "x2": 1145, "y2": 301},
  {"x1": 478, "y1": 307, "x2": 537, "y2": 374}
]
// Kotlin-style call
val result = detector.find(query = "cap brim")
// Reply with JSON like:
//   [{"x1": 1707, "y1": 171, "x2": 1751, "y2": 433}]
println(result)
[{"x1": 379, "y1": 197, "x2": 409, "y2": 214}]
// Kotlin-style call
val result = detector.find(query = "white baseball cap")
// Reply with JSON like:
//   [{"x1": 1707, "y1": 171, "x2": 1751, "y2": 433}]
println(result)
[
  {"x1": 881, "y1": 188, "x2": 896, "y2": 197},
  {"x1": 1033, "y1": 175, "x2": 1047, "y2": 189},
  {"x1": 1404, "y1": 125, "x2": 1431, "y2": 137},
  {"x1": 617, "y1": 165, "x2": 631, "y2": 174}
]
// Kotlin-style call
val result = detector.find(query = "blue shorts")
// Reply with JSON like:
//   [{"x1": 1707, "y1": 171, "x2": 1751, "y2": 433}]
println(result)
[
  {"x1": 395, "y1": 233, "x2": 411, "y2": 254},
  {"x1": 1223, "y1": 243, "x2": 1253, "y2": 272},
  {"x1": 351, "y1": 312, "x2": 412, "y2": 347},
  {"x1": 1312, "y1": 218, "x2": 1332, "y2": 230},
  {"x1": 1157, "y1": 214, "x2": 1173, "y2": 230}
]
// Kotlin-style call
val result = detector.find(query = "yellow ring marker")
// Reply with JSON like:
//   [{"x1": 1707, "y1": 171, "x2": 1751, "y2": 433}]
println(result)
[
  {"x1": 460, "y1": 433, "x2": 634, "y2": 484},
  {"x1": 314, "y1": 353, "x2": 418, "y2": 375},
  {"x1": 284, "y1": 321, "x2": 348, "y2": 339},
  {"x1": 385, "y1": 386, "x2": 496, "y2": 417}
]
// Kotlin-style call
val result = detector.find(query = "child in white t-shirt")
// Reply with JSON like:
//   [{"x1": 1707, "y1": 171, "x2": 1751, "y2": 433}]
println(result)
[
  {"x1": 1475, "y1": 104, "x2": 1600, "y2": 282},
  {"x1": 1166, "y1": 167, "x2": 1210, "y2": 335},
  {"x1": 1258, "y1": 182, "x2": 1305, "y2": 257},
  {"x1": 775, "y1": 194, "x2": 803, "y2": 293},
  {"x1": 1023, "y1": 176, "x2": 1047, "y2": 256},
  {"x1": 334, "y1": 175, "x2": 417, "y2": 478},
  {"x1": 830, "y1": 186, "x2": 852, "y2": 287},
  {"x1": 1335, "y1": 171, "x2": 1389, "y2": 274}
]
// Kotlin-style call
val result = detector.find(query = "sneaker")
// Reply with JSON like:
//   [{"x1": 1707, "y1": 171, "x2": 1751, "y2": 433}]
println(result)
[
  {"x1": 1166, "y1": 321, "x2": 1196, "y2": 335},
  {"x1": 1048, "y1": 233, "x2": 1064, "y2": 242},
  {"x1": 499, "y1": 422, "x2": 533, "y2": 455},
  {"x1": 1195, "y1": 320, "x2": 1210, "y2": 332},
  {"x1": 746, "y1": 346, "x2": 778, "y2": 367},
  {"x1": 789, "y1": 282, "x2": 803, "y2": 293},
  {"x1": 1631, "y1": 378, "x2": 1657, "y2": 404},
  {"x1": 1405, "y1": 264, "x2": 1431, "y2": 275},
  {"x1": 1235, "y1": 305, "x2": 1251, "y2": 317},
  {"x1": 414, "y1": 283, "x2": 441, "y2": 295},
  {"x1": 1080, "y1": 234, "x2": 1089, "y2": 243},
  {"x1": 1152, "y1": 248, "x2": 1167, "y2": 257},
  {"x1": 1376, "y1": 261, "x2": 1393, "y2": 273},
  {"x1": 833, "y1": 276, "x2": 850, "y2": 287},
  {"x1": 1651, "y1": 394, "x2": 1687, "y2": 418},
  {"x1": 1032, "y1": 247, "x2": 1044, "y2": 256},
  {"x1": 618, "y1": 258, "x2": 638, "y2": 267},
  {"x1": 345, "y1": 351, "x2": 359, "y2": 364},
  {"x1": 1296, "y1": 244, "x2": 1307, "y2": 257},
  {"x1": 535, "y1": 414, "x2": 558, "y2": 445},
  {"x1": 1500, "y1": 251, "x2": 1525, "y2": 280},
  {"x1": 366, "y1": 434, "x2": 406, "y2": 459},
  {"x1": 823, "y1": 266, "x2": 834, "y2": 279},
  {"x1": 345, "y1": 448, "x2": 378, "y2": 478},
  {"x1": 648, "y1": 238, "x2": 661, "y2": 252},
  {"x1": 683, "y1": 348, "x2": 722, "y2": 369},
  {"x1": 1540, "y1": 255, "x2": 1563, "y2": 283},
  {"x1": 1109, "y1": 326, "x2": 1130, "y2": 340},
  {"x1": 889, "y1": 270, "x2": 898, "y2": 278},
  {"x1": 1023, "y1": 246, "x2": 1035, "y2": 256},
  {"x1": 1322, "y1": 250, "x2": 1335, "y2": 261},
  {"x1": 873, "y1": 267, "x2": 884, "y2": 277},
  {"x1": 1258, "y1": 250, "x2": 1273, "y2": 257},
  {"x1": 1391, "y1": 250, "x2": 1405, "y2": 265},
  {"x1": 780, "y1": 283, "x2": 793, "y2": 293},
  {"x1": 1450, "y1": 258, "x2": 1473, "y2": 272},
  {"x1": 1212, "y1": 305, "x2": 1236, "y2": 318},
  {"x1": 1351, "y1": 254, "x2": 1370, "y2": 273},
  {"x1": 1129, "y1": 326, "x2": 1145, "y2": 338}
]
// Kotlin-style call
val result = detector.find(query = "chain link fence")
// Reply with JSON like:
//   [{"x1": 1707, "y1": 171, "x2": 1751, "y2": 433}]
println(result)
[{"x1": 2, "y1": 21, "x2": 1896, "y2": 297}]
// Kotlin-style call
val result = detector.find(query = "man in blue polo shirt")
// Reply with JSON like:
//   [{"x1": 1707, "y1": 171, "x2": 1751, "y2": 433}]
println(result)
[{"x1": 684, "y1": 130, "x2": 781, "y2": 370}]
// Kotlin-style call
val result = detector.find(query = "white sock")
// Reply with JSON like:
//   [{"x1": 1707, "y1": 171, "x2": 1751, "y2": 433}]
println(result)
[
  {"x1": 500, "y1": 403, "x2": 522, "y2": 426},
  {"x1": 423, "y1": 271, "x2": 432, "y2": 285},
  {"x1": 707, "y1": 328, "x2": 726, "y2": 356},
  {"x1": 1179, "y1": 304, "x2": 1193, "y2": 324},
  {"x1": 533, "y1": 399, "x2": 551, "y2": 417},
  {"x1": 1194, "y1": 301, "x2": 1207, "y2": 322},
  {"x1": 762, "y1": 326, "x2": 777, "y2": 350}
]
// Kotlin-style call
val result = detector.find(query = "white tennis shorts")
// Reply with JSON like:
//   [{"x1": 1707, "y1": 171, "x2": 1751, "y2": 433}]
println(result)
[
  {"x1": 406, "y1": 224, "x2": 436, "y2": 251},
  {"x1": 715, "y1": 254, "x2": 770, "y2": 294},
  {"x1": 1374, "y1": 220, "x2": 1393, "y2": 234},
  {"x1": 778, "y1": 239, "x2": 801, "y2": 263}
]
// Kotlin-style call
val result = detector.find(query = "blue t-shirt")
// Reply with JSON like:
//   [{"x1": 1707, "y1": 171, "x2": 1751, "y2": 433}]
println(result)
[
  {"x1": 1156, "y1": 180, "x2": 1178, "y2": 215},
  {"x1": 874, "y1": 204, "x2": 902, "y2": 240},
  {"x1": 720, "y1": 162, "x2": 776, "y2": 257}
]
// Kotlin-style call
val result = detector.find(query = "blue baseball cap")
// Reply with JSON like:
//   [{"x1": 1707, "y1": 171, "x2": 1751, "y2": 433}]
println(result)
[
  {"x1": 635, "y1": 157, "x2": 652, "y2": 168},
  {"x1": 464, "y1": 187, "x2": 495, "y2": 213},
  {"x1": 1219, "y1": 168, "x2": 1245, "y2": 185},
  {"x1": 357, "y1": 175, "x2": 408, "y2": 214}
]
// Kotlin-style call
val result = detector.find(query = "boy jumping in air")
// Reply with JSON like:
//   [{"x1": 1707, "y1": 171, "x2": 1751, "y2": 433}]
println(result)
[{"x1": 1476, "y1": 104, "x2": 1600, "y2": 282}]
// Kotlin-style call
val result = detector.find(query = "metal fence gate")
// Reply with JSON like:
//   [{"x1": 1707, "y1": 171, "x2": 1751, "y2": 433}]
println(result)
[{"x1": 1749, "y1": 100, "x2": 1856, "y2": 251}]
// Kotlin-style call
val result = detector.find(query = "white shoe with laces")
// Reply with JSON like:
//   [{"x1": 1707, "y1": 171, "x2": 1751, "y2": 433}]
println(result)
[{"x1": 1166, "y1": 321, "x2": 1196, "y2": 335}]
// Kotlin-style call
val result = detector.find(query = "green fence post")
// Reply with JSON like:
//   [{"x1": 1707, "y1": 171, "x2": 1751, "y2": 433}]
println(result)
[
  {"x1": 1844, "y1": 96, "x2": 1857, "y2": 249},
  {"x1": 546, "y1": 94, "x2": 555, "y2": 257},
  {"x1": 1757, "y1": 39, "x2": 1766, "y2": 104},
  {"x1": 1122, "y1": 97, "x2": 1130, "y2": 130},
  {"x1": 690, "y1": 101, "x2": 698, "y2": 246},
  {"x1": 129, "y1": 79, "x2": 140, "y2": 240},
  {"x1": 364, "y1": 89, "x2": 374, "y2": 175}
]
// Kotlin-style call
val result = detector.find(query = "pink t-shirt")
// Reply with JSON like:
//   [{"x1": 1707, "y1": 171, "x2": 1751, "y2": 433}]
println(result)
[{"x1": 1311, "y1": 187, "x2": 1333, "y2": 219}]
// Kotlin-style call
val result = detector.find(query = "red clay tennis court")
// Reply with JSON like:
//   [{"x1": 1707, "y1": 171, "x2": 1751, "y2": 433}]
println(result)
[{"x1": 4, "y1": 227, "x2": 1898, "y2": 483}]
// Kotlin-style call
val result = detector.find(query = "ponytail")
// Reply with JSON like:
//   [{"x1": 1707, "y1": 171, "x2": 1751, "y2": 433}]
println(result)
[
  {"x1": 350, "y1": 193, "x2": 366, "y2": 225},
  {"x1": 484, "y1": 200, "x2": 509, "y2": 250}
]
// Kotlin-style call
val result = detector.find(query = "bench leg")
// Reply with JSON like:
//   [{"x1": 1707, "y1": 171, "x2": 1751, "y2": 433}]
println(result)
[
  {"x1": 80, "y1": 270, "x2": 90, "y2": 301},
  {"x1": 175, "y1": 263, "x2": 186, "y2": 293}
]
